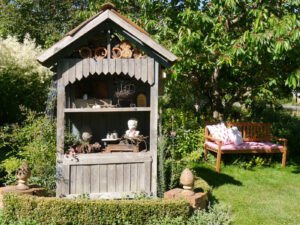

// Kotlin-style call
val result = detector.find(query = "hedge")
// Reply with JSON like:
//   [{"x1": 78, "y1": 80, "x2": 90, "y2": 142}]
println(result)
[{"x1": 3, "y1": 194, "x2": 191, "y2": 225}]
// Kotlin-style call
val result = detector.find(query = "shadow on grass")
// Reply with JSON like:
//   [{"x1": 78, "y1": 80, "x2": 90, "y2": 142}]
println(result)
[
  {"x1": 290, "y1": 155, "x2": 300, "y2": 174},
  {"x1": 191, "y1": 164, "x2": 243, "y2": 188}
]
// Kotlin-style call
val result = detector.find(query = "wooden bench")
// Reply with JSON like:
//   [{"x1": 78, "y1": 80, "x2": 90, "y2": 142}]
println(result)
[{"x1": 204, "y1": 122, "x2": 287, "y2": 173}]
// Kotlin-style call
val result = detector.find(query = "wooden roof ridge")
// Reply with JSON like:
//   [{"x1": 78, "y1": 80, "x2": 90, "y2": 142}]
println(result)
[
  {"x1": 66, "y1": 11, "x2": 103, "y2": 37},
  {"x1": 37, "y1": 6, "x2": 177, "y2": 67},
  {"x1": 111, "y1": 9, "x2": 150, "y2": 36},
  {"x1": 67, "y1": 9, "x2": 149, "y2": 38}
]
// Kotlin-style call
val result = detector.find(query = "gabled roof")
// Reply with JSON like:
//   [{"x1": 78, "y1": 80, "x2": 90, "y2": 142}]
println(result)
[{"x1": 37, "y1": 5, "x2": 177, "y2": 68}]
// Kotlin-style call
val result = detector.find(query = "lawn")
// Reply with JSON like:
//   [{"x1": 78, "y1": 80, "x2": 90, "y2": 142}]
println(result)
[{"x1": 192, "y1": 160, "x2": 300, "y2": 225}]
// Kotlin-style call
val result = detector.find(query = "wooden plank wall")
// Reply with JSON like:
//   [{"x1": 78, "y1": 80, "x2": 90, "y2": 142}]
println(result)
[
  {"x1": 65, "y1": 162, "x2": 151, "y2": 195},
  {"x1": 62, "y1": 58, "x2": 155, "y2": 86}
]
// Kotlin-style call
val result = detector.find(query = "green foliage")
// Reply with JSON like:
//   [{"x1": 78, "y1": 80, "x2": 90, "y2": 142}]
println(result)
[
  {"x1": 0, "y1": 211, "x2": 40, "y2": 225},
  {"x1": 0, "y1": 36, "x2": 51, "y2": 123},
  {"x1": 148, "y1": 203, "x2": 232, "y2": 225},
  {"x1": 232, "y1": 155, "x2": 273, "y2": 169},
  {"x1": 160, "y1": 108, "x2": 205, "y2": 189},
  {"x1": 0, "y1": 112, "x2": 56, "y2": 193},
  {"x1": 232, "y1": 106, "x2": 300, "y2": 157},
  {"x1": 2, "y1": 194, "x2": 191, "y2": 225}
]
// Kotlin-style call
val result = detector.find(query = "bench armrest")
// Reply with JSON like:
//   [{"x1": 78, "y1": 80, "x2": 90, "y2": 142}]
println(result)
[
  {"x1": 273, "y1": 137, "x2": 288, "y2": 145},
  {"x1": 205, "y1": 135, "x2": 223, "y2": 145}
]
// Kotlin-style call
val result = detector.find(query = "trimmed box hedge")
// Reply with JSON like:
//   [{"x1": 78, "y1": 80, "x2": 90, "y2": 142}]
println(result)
[{"x1": 3, "y1": 194, "x2": 191, "y2": 225}]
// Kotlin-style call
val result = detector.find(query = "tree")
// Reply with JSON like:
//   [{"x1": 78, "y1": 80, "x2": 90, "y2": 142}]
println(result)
[
  {"x1": 155, "y1": 0, "x2": 300, "y2": 119},
  {"x1": 0, "y1": 35, "x2": 51, "y2": 124},
  {"x1": 1, "y1": 0, "x2": 299, "y2": 119}
]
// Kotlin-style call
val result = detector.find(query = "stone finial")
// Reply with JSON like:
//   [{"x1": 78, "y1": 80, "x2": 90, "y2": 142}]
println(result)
[
  {"x1": 16, "y1": 163, "x2": 31, "y2": 190},
  {"x1": 180, "y1": 168, "x2": 194, "y2": 190},
  {"x1": 101, "y1": 2, "x2": 117, "y2": 11}
]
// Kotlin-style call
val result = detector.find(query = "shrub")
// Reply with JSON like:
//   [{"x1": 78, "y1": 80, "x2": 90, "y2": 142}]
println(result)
[
  {"x1": 0, "y1": 112, "x2": 56, "y2": 193},
  {"x1": 160, "y1": 108, "x2": 205, "y2": 189},
  {"x1": 2, "y1": 194, "x2": 191, "y2": 225},
  {"x1": 148, "y1": 203, "x2": 232, "y2": 225},
  {"x1": 0, "y1": 35, "x2": 52, "y2": 124}
]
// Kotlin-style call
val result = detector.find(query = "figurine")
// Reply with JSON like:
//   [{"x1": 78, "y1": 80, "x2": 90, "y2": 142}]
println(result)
[
  {"x1": 125, "y1": 118, "x2": 140, "y2": 138},
  {"x1": 78, "y1": 131, "x2": 101, "y2": 153}
]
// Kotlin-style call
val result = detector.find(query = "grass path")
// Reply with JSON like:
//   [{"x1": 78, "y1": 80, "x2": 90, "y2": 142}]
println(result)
[{"x1": 192, "y1": 162, "x2": 300, "y2": 225}]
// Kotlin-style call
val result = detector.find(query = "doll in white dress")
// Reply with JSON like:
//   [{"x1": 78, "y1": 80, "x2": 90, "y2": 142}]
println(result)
[{"x1": 125, "y1": 119, "x2": 140, "y2": 138}]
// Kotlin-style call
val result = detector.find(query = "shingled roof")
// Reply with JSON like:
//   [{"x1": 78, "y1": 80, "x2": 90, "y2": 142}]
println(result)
[{"x1": 37, "y1": 3, "x2": 177, "y2": 68}]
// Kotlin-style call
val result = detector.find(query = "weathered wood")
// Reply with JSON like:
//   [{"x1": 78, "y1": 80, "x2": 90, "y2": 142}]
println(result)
[
  {"x1": 123, "y1": 164, "x2": 131, "y2": 192},
  {"x1": 107, "y1": 164, "x2": 116, "y2": 192},
  {"x1": 66, "y1": 192, "x2": 138, "y2": 199},
  {"x1": 63, "y1": 153, "x2": 152, "y2": 165},
  {"x1": 99, "y1": 165, "x2": 107, "y2": 192},
  {"x1": 62, "y1": 58, "x2": 157, "y2": 85},
  {"x1": 56, "y1": 62, "x2": 65, "y2": 197},
  {"x1": 37, "y1": 10, "x2": 110, "y2": 65},
  {"x1": 103, "y1": 59, "x2": 109, "y2": 74},
  {"x1": 107, "y1": 10, "x2": 177, "y2": 62},
  {"x1": 149, "y1": 61, "x2": 159, "y2": 196},
  {"x1": 90, "y1": 165, "x2": 100, "y2": 193},
  {"x1": 130, "y1": 164, "x2": 138, "y2": 192},
  {"x1": 134, "y1": 59, "x2": 141, "y2": 81},
  {"x1": 82, "y1": 58, "x2": 90, "y2": 78},
  {"x1": 109, "y1": 59, "x2": 116, "y2": 74},
  {"x1": 116, "y1": 164, "x2": 124, "y2": 192},
  {"x1": 95, "y1": 60, "x2": 103, "y2": 75},
  {"x1": 144, "y1": 160, "x2": 151, "y2": 194},
  {"x1": 115, "y1": 59, "x2": 122, "y2": 74},
  {"x1": 128, "y1": 59, "x2": 135, "y2": 77},
  {"x1": 107, "y1": 29, "x2": 111, "y2": 59},
  {"x1": 141, "y1": 58, "x2": 148, "y2": 83},
  {"x1": 62, "y1": 165, "x2": 70, "y2": 195},
  {"x1": 147, "y1": 58, "x2": 154, "y2": 85},
  {"x1": 122, "y1": 59, "x2": 128, "y2": 75},
  {"x1": 62, "y1": 60, "x2": 69, "y2": 86},
  {"x1": 138, "y1": 163, "x2": 145, "y2": 192},
  {"x1": 75, "y1": 60, "x2": 83, "y2": 81},
  {"x1": 70, "y1": 166, "x2": 77, "y2": 194},
  {"x1": 83, "y1": 166, "x2": 91, "y2": 193},
  {"x1": 90, "y1": 58, "x2": 96, "y2": 75},
  {"x1": 64, "y1": 107, "x2": 151, "y2": 113},
  {"x1": 68, "y1": 59, "x2": 77, "y2": 84},
  {"x1": 75, "y1": 166, "x2": 84, "y2": 194}
]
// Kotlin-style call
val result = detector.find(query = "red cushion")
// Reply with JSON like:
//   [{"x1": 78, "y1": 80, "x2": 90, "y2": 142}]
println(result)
[{"x1": 205, "y1": 141, "x2": 283, "y2": 151}]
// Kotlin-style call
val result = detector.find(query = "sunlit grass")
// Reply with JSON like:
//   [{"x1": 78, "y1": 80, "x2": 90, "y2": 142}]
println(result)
[{"x1": 192, "y1": 162, "x2": 300, "y2": 225}]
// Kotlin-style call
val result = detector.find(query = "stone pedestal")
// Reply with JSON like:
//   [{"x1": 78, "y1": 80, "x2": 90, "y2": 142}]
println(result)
[
  {"x1": 0, "y1": 185, "x2": 45, "y2": 208},
  {"x1": 164, "y1": 188, "x2": 208, "y2": 209}
]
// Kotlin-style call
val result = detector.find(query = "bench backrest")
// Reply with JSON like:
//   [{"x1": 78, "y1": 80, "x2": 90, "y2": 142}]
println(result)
[{"x1": 226, "y1": 122, "x2": 271, "y2": 142}]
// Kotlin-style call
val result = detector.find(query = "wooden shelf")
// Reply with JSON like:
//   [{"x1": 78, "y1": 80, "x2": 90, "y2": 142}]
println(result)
[{"x1": 64, "y1": 107, "x2": 151, "y2": 113}]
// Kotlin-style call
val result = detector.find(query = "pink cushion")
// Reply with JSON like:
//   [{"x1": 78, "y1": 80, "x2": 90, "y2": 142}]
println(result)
[
  {"x1": 206, "y1": 123, "x2": 231, "y2": 144},
  {"x1": 205, "y1": 141, "x2": 283, "y2": 151}
]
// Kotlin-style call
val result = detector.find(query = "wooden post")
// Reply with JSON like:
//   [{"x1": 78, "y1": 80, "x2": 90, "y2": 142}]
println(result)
[
  {"x1": 150, "y1": 61, "x2": 159, "y2": 196},
  {"x1": 107, "y1": 29, "x2": 111, "y2": 59},
  {"x1": 216, "y1": 145, "x2": 222, "y2": 173},
  {"x1": 56, "y1": 60, "x2": 66, "y2": 196},
  {"x1": 282, "y1": 142, "x2": 287, "y2": 167}
]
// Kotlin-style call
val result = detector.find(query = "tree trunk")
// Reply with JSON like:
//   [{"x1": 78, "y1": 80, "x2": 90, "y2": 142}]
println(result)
[{"x1": 211, "y1": 67, "x2": 223, "y2": 120}]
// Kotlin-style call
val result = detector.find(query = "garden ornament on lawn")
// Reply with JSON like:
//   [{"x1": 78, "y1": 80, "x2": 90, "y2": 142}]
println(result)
[
  {"x1": 16, "y1": 163, "x2": 31, "y2": 190},
  {"x1": 180, "y1": 168, "x2": 194, "y2": 190}
]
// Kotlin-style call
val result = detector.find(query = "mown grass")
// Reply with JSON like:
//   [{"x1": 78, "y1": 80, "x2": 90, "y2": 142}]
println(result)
[{"x1": 192, "y1": 160, "x2": 300, "y2": 225}]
